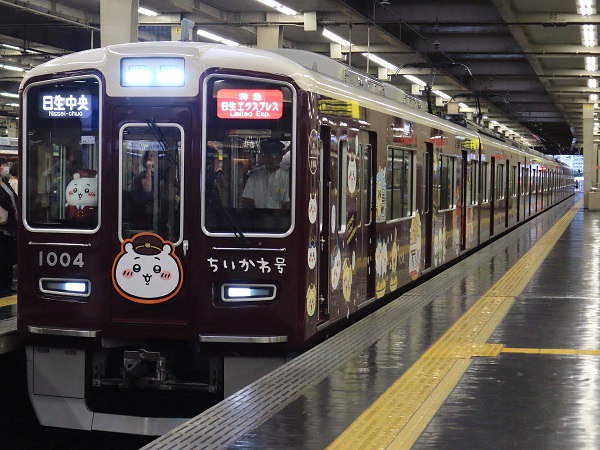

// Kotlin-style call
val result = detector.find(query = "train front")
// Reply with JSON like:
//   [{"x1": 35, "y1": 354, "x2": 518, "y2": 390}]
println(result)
[{"x1": 16, "y1": 42, "x2": 306, "y2": 434}]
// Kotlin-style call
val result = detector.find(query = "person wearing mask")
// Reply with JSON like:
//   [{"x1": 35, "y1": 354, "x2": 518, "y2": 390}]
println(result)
[
  {"x1": 0, "y1": 157, "x2": 17, "y2": 295},
  {"x1": 8, "y1": 161, "x2": 18, "y2": 192}
]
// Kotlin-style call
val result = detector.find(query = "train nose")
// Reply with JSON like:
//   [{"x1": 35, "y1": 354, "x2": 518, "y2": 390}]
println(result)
[{"x1": 143, "y1": 274, "x2": 152, "y2": 285}]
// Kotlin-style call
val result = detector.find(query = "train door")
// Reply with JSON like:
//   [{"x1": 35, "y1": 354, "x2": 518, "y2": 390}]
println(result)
[
  {"x1": 112, "y1": 107, "x2": 190, "y2": 325},
  {"x1": 317, "y1": 125, "x2": 331, "y2": 323},
  {"x1": 424, "y1": 142, "x2": 434, "y2": 269}
]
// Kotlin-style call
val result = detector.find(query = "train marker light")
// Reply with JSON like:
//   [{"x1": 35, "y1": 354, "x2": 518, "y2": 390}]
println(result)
[
  {"x1": 39, "y1": 278, "x2": 90, "y2": 297},
  {"x1": 221, "y1": 283, "x2": 276, "y2": 302}
]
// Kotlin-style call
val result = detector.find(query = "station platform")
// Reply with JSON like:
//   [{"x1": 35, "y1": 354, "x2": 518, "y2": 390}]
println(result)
[{"x1": 143, "y1": 193, "x2": 596, "y2": 450}]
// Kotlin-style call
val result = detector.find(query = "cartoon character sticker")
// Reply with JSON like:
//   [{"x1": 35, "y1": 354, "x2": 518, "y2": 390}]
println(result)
[
  {"x1": 331, "y1": 244, "x2": 341, "y2": 290},
  {"x1": 347, "y1": 153, "x2": 357, "y2": 194},
  {"x1": 308, "y1": 238, "x2": 317, "y2": 270},
  {"x1": 342, "y1": 258, "x2": 352, "y2": 302},
  {"x1": 409, "y1": 212, "x2": 422, "y2": 280},
  {"x1": 65, "y1": 169, "x2": 98, "y2": 222},
  {"x1": 308, "y1": 192, "x2": 318, "y2": 224},
  {"x1": 112, "y1": 232, "x2": 183, "y2": 304},
  {"x1": 306, "y1": 284, "x2": 317, "y2": 317}
]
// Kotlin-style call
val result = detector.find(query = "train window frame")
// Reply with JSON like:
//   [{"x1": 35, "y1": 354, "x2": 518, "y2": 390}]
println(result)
[
  {"x1": 469, "y1": 160, "x2": 479, "y2": 206},
  {"x1": 201, "y1": 74, "x2": 296, "y2": 238},
  {"x1": 496, "y1": 162, "x2": 505, "y2": 200},
  {"x1": 385, "y1": 145, "x2": 415, "y2": 221},
  {"x1": 439, "y1": 153, "x2": 455, "y2": 211},
  {"x1": 361, "y1": 143, "x2": 372, "y2": 226},
  {"x1": 481, "y1": 161, "x2": 490, "y2": 204},
  {"x1": 338, "y1": 138, "x2": 348, "y2": 233},
  {"x1": 117, "y1": 122, "x2": 184, "y2": 244},
  {"x1": 22, "y1": 75, "x2": 102, "y2": 234}
]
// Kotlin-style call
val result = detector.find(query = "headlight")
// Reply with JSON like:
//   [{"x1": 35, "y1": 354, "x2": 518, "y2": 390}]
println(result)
[
  {"x1": 39, "y1": 278, "x2": 91, "y2": 297},
  {"x1": 220, "y1": 283, "x2": 276, "y2": 302}
]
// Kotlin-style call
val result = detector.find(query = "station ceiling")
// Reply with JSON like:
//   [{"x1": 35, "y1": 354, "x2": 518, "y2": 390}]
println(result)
[{"x1": 0, "y1": 0, "x2": 595, "y2": 155}]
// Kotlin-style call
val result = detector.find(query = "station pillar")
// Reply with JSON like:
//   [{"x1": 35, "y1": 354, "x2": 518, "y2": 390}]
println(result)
[
  {"x1": 100, "y1": 0, "x2": 138, "y2": 47},
  {"x1": 583, "y1": 103, "x2": 596, "y2": 209}
]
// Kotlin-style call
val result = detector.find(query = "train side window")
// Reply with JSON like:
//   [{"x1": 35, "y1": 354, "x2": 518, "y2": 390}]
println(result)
[
  {"x1": 481, "y1": 161, "x2": 489, "y2": 203},
  {"x1": 521, "y1": 166, "x2": 529, "y2": 195},
  {"x1": 439, "y1": 154, "x2": 455, "y2": 210},
  {"x1": 496, "y1": 163, "x2": 505, "y2": 200},
  {"x1": 470, "y1": 160, "x2": 479, "y2": 206},
  {"x1": 23, "y1": 76, "x2": 100, "y2": 231},
  {"x1": 510, "y1": 165, "x2": 517, "y2": 197},
  {"x1": 119, "y1": 124, "x2": 182, "y2": 243},
  {"x1": 386, "y1": 146, "x2": 414, "y2": 220}
]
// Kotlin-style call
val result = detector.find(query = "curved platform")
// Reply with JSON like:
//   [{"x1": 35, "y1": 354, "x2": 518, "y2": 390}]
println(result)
[{"x1": 142, "y1": 194, "x2": 594, "y2": 449}]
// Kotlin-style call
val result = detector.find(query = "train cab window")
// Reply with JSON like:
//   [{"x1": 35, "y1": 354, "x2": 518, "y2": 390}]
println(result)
[
  {"x1": 386, "y1": 146, "x2": 414, "y2": 220},
  {"x1": 23, "y1": 76, "x2": 100, "y2": 231},
  {"x1": 119, "y1": 124, "x2": 182, "y2": 242},
  {"x1": 202, "y1": 76, "x2": 294, "y2": 235},
  {"x1": 439, "y1": 154, "x2": 455, "y2": 210}
]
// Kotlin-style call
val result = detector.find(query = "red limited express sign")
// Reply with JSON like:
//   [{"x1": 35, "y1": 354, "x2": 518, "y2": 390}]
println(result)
[{"x1": 217, "y1": 89, "x2": 283, "y2": 120}]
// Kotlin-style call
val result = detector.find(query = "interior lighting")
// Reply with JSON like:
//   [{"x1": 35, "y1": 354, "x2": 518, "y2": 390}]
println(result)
[
  {"x1": 253, "y1": 0, "x2": 299, "y2": 16},
  {"x1": 322, "y1": 28, "x2": 352, "y2": 47},
  {"x1": 138, "y1": 7, "x2": 159, "y2": 16},
  {"x1": 578, "y1": 0, "x2": 596, "y2": 15},
  {"x1": 432, "y1": 89, "x2": 451, "y2": 99},
  {"x1": 197, "y1": 29, "x2": 240, "y2": 47},
  {"x1": 404, "y1": 74, "x2": 427, "y2": 86},
  {"x1": 1, "y1": 64, "x2": 25, "y2": 72},
  {"x1": 6, "y1": 103, "x2": 18, "y2": 107},
  {"x1": 581, "y1": 24, "x2": 598, "y2": 47},
  {"x1": 586, "y1": 56, "x2": 598, "y2": 71},
  {"x1": 459, "y1": 102, "x2": 469, "y2": 109},
  {"x1": 362, "y1": 53, "x2": 397, "y2": 70},
  {"x1": 0, "y1": 92, "x2": 18, "y2": 98},
  {"x1": 589, "y1": 78, "x2": 599, "y2": 88},
  {"x1": 590, "y1": 93, "x2": 599, "y2": 101}
]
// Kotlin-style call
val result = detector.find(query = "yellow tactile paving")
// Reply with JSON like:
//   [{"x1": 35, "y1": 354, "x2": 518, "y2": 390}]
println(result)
[
  {"x1": 327, "y1": 200, "x2": 583, "y2": 450},
  {"x1": 503, "y1": 348, "x2": 600, "y2": 356},
  {"x1": 0, "y1": 295, "x2": 16, "y2": 308}
]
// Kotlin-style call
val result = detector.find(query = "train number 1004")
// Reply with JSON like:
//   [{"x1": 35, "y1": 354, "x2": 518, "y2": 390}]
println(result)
[{"x1": 38, "y1": 251, "x2": 85, "y2": 268}]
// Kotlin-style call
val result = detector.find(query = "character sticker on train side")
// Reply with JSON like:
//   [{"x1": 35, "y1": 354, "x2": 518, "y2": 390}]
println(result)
[
  {"x1": 112, "y1": 232, "x2": 183, "y2": 304},
  {"x1": 409, "y1": 212, "x2": 422, "y2": 280},
  {"x1": 376, "y1": 168, "x2": 386, "y2": 223}
]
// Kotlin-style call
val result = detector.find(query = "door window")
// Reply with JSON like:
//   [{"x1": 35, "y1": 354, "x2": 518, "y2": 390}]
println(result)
[{"x1": 120, "y1": 123, "x2": 182, "y2": 242}]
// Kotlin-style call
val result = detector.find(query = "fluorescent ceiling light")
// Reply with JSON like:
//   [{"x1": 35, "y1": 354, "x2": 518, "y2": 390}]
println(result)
[
  {"x1": 1, "y1": 64, "x2": 25, "y2": 72},
  {"x1": 589, "y1": 78, "x2": 598, "y2": 88},
  {"x1": 404, "y1": 74, "x2": 427, "y2": 86},
  {"x1": 490, "y1": 120, "x2": 499, "y2": 125},
  {"x1": 197, "y1": 29, "x2": 240, "y2": 46},
  {"x1": 6, "y1": 103, "x2": 18, "y2": 107},
  {"x1": 459, "y1": 102, "x2": 469, "y2": 109},
  {"x1": 362, "y1": 53, "x2": 398, "y2": 71},
  {"x1": 432, "y1": 89, "x2": 451, "y2": 99},
  {"x1": 578, "y1": 0, "x2": 596, "y2": 15},
  {"x1": 253, "y1": 0, "x2": 298, "y2": 15},
  {"x1": 138, "y1": 7, "x2": 159, "y2": 16},
  {"x1": 322, "y1": 28, "x2": 351, "y2": 47},
  {"x1": 1, "y1": 92, "x2": 18, "y2": 98},
  {"x1": 586, "y1": 56, "x2": 598, "y2": 71},
  {"x1": 581, "y1": 24, "x2": 598, "y2": 47},
  {"x1": 590, "y1": 93, "x2": 599, "y2": 101}
]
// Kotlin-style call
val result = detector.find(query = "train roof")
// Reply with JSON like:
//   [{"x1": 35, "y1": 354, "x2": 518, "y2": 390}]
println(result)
[{"x1": 21, "y1": 41, "x2": 564, "y2": 167}]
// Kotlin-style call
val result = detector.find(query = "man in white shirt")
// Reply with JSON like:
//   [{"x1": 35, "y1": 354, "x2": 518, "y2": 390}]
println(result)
[{"x1": 242, "y1": 140, "x2": 290, "y2": 209}]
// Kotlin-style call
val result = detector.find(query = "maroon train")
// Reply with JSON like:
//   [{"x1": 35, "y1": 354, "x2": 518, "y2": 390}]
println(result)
[{"x1": 16, "y1": 42, "x2": 574, "y2": 434}]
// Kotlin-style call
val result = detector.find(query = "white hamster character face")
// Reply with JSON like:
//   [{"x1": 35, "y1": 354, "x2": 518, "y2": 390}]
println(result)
[
  {"x1": 308, "y1": 238, "x2": 317, "y2": 270},
  {"x1": 112, "y1": 232, "x2": 183, "y2": 304},
  {"x1": 66, "y1": 170, "x2": 98, "y2": 208},
  {"x1": 308, "y1": 192, "x2": 318, "y2": 224},
  {"x1": 347, "y1": 153, "x2": 357, "y2": 194}
]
